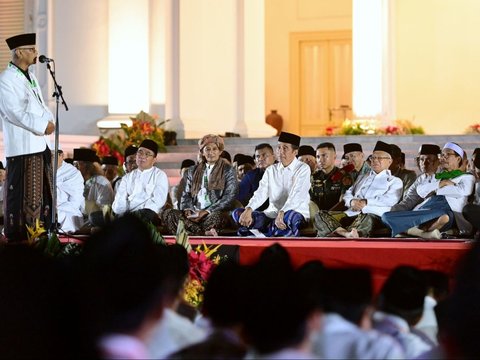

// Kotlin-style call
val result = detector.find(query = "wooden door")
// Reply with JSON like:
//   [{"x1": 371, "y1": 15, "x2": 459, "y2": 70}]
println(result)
[{"x1": 290, "y1": 31, "x2": 352, "y2": 136}]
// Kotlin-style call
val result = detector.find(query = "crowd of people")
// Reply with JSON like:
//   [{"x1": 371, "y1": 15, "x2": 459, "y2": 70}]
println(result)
[
  {"x1": 1, "y1": 214, "x2": 479, "y2": 359},
  {"x1": 37, "y1": 130, "x2": 479, "y2": 241}
]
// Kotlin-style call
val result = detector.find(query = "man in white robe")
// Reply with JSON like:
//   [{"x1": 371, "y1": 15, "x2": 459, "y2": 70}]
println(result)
[
  {"x1": 56, "y1": 149, "x2": 84, "y2": 233},
  {"x1": 112, "y1": 139, "x2": 168, "y2": 223}
]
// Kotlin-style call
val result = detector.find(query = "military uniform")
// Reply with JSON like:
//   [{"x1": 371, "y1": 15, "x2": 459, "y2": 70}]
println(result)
[{"x1": 310, "y1": 166, "x2": 354, "y2": 210}]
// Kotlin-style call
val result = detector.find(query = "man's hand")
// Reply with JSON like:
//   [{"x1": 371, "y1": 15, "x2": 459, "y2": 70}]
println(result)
[
  {"x1": 190, "y1": 210, "x2": 208, "y2": 223},
  {"x1": 439, "y1": 179, "x2": 455, "y2": 188},
  {"x1": 239, "y1": 208, "x2": 253, "y2": 227},
  {"x1": 350, "y1": 199, "x2": 367, "y2": 212},
  {"x1": 275, "y1": 210, "x2": 286, "y2": 230},
  {"x1": 44, "y1": 121, "x2": 55, "y2": 135}
]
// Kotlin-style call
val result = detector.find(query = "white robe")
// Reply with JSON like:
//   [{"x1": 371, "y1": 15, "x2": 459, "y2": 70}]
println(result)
[
  {"x1": 0, "y1": 63, "x2": 52, "y2": 157},
  {"x1": 112, "y1": 166, "x2": 169, "y2": 215},
  {"x1": 56, "y1": 162, "x2": 85, "y2": 233}
]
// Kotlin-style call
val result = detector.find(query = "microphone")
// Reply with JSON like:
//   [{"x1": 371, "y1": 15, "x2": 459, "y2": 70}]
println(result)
[{"x1": 38, "y1": 55, "x2": 54, "y2": 63}]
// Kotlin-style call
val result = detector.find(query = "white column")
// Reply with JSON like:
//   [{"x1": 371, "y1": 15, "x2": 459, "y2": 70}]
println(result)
[{"x1": 352, "y1": 0, "x2": 394, "y2": 126}]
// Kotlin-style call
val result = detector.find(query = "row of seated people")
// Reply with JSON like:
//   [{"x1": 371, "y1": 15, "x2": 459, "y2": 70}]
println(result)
[
  {"x1": 3, "y1": 213, "x2": 478, "y2": 359},
  {"x1": 56, "y1": 133, "x2": 480, "y2": 239}
]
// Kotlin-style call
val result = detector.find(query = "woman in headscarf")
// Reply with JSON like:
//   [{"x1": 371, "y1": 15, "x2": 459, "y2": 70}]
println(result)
[
  {"x1": 162, "y1": 134, "x2": 238, "y2": 235},
  {"x1": 382, "y1": 142, "x2": 475, "y2": 239}
]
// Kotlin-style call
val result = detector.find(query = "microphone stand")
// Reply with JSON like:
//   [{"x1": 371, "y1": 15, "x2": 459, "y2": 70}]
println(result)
[{"x1": 44, "y1": 60, "x2": 69, "y2": 238}]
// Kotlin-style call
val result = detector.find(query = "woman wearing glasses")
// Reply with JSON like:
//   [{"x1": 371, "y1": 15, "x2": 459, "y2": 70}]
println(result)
[
  {"x1": 382, "y1": 142, "x2": 475, "y2": 239},
  {"x1": 162, "y1": 134, "x2": 238, "y2": 236}
]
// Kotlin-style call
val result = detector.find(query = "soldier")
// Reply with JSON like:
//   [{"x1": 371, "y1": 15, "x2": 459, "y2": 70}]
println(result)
[{"x1": 310, "y1": 142, "x2": 353, "y2": 210}]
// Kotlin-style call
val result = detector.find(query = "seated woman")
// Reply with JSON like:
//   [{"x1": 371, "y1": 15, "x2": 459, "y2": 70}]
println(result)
[
  {"x1": 382, "y1": 142, "x2": 475, "y2": 239},
  {"x1": 162, "y1": 134, "x2": 238, "y2": 235}
]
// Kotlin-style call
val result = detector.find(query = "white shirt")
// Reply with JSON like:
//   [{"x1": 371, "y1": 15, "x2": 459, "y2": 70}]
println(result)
[
  {"x1": 0, "y1": 63, "x2": 52, "y2": 157},
  {"x1": 84, "y1": 174, "x2": 114, "y2": 215},
  {"x1": 246, "y1": 157, "x2": 311, "y2": 219},
  {"x1": 112, "y1": 166, "x2": 168, "y2": 215},
  {"x1": 99, "y1": 334, "x2": 149, "y2": 359},
  {"x1": 312, "y1": 313, "x2": 405, "y2": 359},
  {"x1": 343, "y1": 169, "x2": 403, "y2": 217},
  {"x1": 56, "y1": 162, "x2": 85, "y2": 233},
  {"x1": 147, "y1": 308, "x2": 206, "y2": 358},
  {"x1": 373, "y1": 311, "x2": 433, "y2": 359}
]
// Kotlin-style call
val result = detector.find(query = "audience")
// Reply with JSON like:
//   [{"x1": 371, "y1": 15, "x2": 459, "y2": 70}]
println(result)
[
  {"x1": 297, "y1": 145, "x2": 317, "y2": 173},
  {"x1": 170, "y1": 159, "x2": 196, "y2": 210},
  {"x1": 235, "y1": 154, "x2": 256, "y2": 182},
  {"x1": 73, "y1": 148, "x2": 114, "y2": 228},
  {"x1": 232, "y1": 132, "x2": 311, "y2": 237},
  {"x1": 343, "y1": 143, "x2": 371, "y2": 181},
  {"x1": 382, "y1": 142, "x2": 475, "y2": 239},
  {"x1": 310, "y1": 142, "x2": 354, "y2": 210},
  {"x1": 389, "y1": 144, "x2": 417, "y2": 198},
  {"x1": 101, "y1": 156, "x2": 120, "y2": 186},
  {"x1": 112, "y1": 139, "x2": 169, "y2": 224},
  {"x1": 162, "y1": 134, "x2": 238, "y2": 236},
  {"x1": 56, "y1": 148, "x2": 85, "y2": 233},
  {"x1": 373, "y1": 266, "x2": 433, "y2": 358},
  {"x1": 314, "y1": 141, "x2": 402, "y2": 238}
]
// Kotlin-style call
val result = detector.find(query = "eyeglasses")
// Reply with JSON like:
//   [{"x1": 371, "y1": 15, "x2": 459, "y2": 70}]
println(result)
[
  {"x1": 370, "y1": 156, "x2": 391, "y2": 162},
  {"x1": 137, "y1": 149, "x2": 154, "y2": 158}
]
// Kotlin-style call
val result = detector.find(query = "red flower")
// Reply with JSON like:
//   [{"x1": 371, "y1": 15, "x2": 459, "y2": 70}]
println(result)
[{"x1": 188, "y1": 251, "x2": 216, "y2": 282}]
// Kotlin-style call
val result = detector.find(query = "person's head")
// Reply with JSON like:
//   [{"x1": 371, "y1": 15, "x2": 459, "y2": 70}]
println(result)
[
  {"x1": 388, "y1": 144, "x2": 403, "y2": 172},
  {"x1": 180, "y1": 159, "x2": 195, "y2": 177},
  {"x1": 276, "y1": 132, "x2": 300, "y2": 167},
  {"x1": 78, "y1": 214, "x2": 167, "y2": 345},
  {"x1": 124, "y1": 145, "x2": 138, "y2": 173},
  {"x1": 416, "y1": 144, "x2": 441, "y2": 175},
  {"x1": 136, "y1": 139, "x2": 158, "y2": 171},
  {"x1": 101, "y1": 156, "x2": 119, "y2": 182},
  {"x1": 370, "y1": 141, "x2": 393, "y2": 174},
  {"x1": 55, "y1": 150, "x2": 65, "y2": 169},
  {"x1": 323, "y1": 268, "x2": 373, "y2": 328},
  {"x1": 158, "y1": 244, "x2": 189, "y2": 308},
  {"x1": 6, "y1": 33, "x2": 37, "y2": 70},
  {"x1": 73, "y1": 148, "x2": 102, "y2": 179},
  {"x1": 198, "y1": 134, "x2": 225, "y2": 165},
  {"x1": 468, "y1": 148, "x2": 480, "y2": 174},
  {"x1": 316, "y1": 142, "x2": 336, "y2": 173},
  {"x1": 443, "y1": 241, "x2": 480, "y2": 358},
  {"x1": 439, "y1": 142, "x2": 464, "y2": 171},
  {"x1": 297, "y1": 145, "x2": 316, "y2": 173},
  {"x1": 378, "y1": 265, "x2": 427, "y2": 327},
  {"x1": 236, "y1": 154, "x2": 255, "y2": 181},
  {"x1": 254, "y1": 143, "x2": 275, "y2": 170},
  {"x1": 244, "y1": 244, "x2": 310, "y2": 355},
  {"x1": 422, "y1": 270, "x2": 450, "y2": 302},
  {"x1": 220, "y1": 150, "x2": 232, "y2": 164},
  {"x1": 343, "y1": 143, "x2": 364, "y2": 171},
  {"x1": 202, "y1": 260, "x2": 249, "y2": 329}
]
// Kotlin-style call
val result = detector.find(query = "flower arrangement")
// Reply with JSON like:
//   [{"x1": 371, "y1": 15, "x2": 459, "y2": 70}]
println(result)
[
  {"x1": 91, "y1": 111, "x2": 169, "y2": 164},
  {"x1": 175, "y1": 219, "x2": 226, "y2": 309},
  {"x1": 466, "y1": 123, "x2": 480, "y2": 134},
  {"x1": 326, "y1": 119, "x2": 425, "y2": 136}
]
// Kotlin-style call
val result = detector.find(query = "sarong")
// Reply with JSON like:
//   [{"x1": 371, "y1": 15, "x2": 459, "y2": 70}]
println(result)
[{"x1": 4, "y1": 147, "x2": 53, "y2": 241}]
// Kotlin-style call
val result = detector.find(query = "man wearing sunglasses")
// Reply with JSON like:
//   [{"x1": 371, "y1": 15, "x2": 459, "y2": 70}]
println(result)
[{"x1": 0, "y1": 33, "x2": 55, "y2": 242}]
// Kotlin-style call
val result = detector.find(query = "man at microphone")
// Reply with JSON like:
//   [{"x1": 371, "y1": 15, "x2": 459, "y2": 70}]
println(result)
[{"x1": 0, "y1": 33, "x2": 55, "y2": 242}]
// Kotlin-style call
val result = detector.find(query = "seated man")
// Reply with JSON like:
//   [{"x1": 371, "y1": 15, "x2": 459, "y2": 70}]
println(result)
[
  {"x1": 56, "y1": 149, "x2": 85, "y2": 233},
  {"x1": 73, "y1": 148, "x2": 114, "y2": 227},
  {"x1": 101, "y1": 156, "x2": 120, "y2": 187},
  {"x1": 112, "y1": 139, "x2": 168, "y2": 223},
  {"x1": 297, "y1": 145, "x2": 317, "y2": 174},
  {"x1": 314, "y1": 141, "x2": 403, "y2": 238},
  {"x1": 236, "y1": 143, "x2": 275, "y2": 210},
  {"x1": 343, "y1": 143, "x2": 371, "y2": 182},
  {"x1": 390, "y1": 144, "x2": 417, "y2": 198},
  {"x1": 310, "y1": 142, "x2": 354, "y2": 210},
  {"x1": 235, "y1": 154, "x2": 256, "y2": 182},
  {"x1": 170, "y1": 159, "x2": 196, "y2": 210},
  {"x1": 232, "y1": 132, "x2": 311, "y2": 237}
]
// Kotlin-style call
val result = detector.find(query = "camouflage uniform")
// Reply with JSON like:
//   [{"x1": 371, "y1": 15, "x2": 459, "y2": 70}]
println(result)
[{"x1": 310, "y1": 166, "x2": 354, "y2": 210}]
